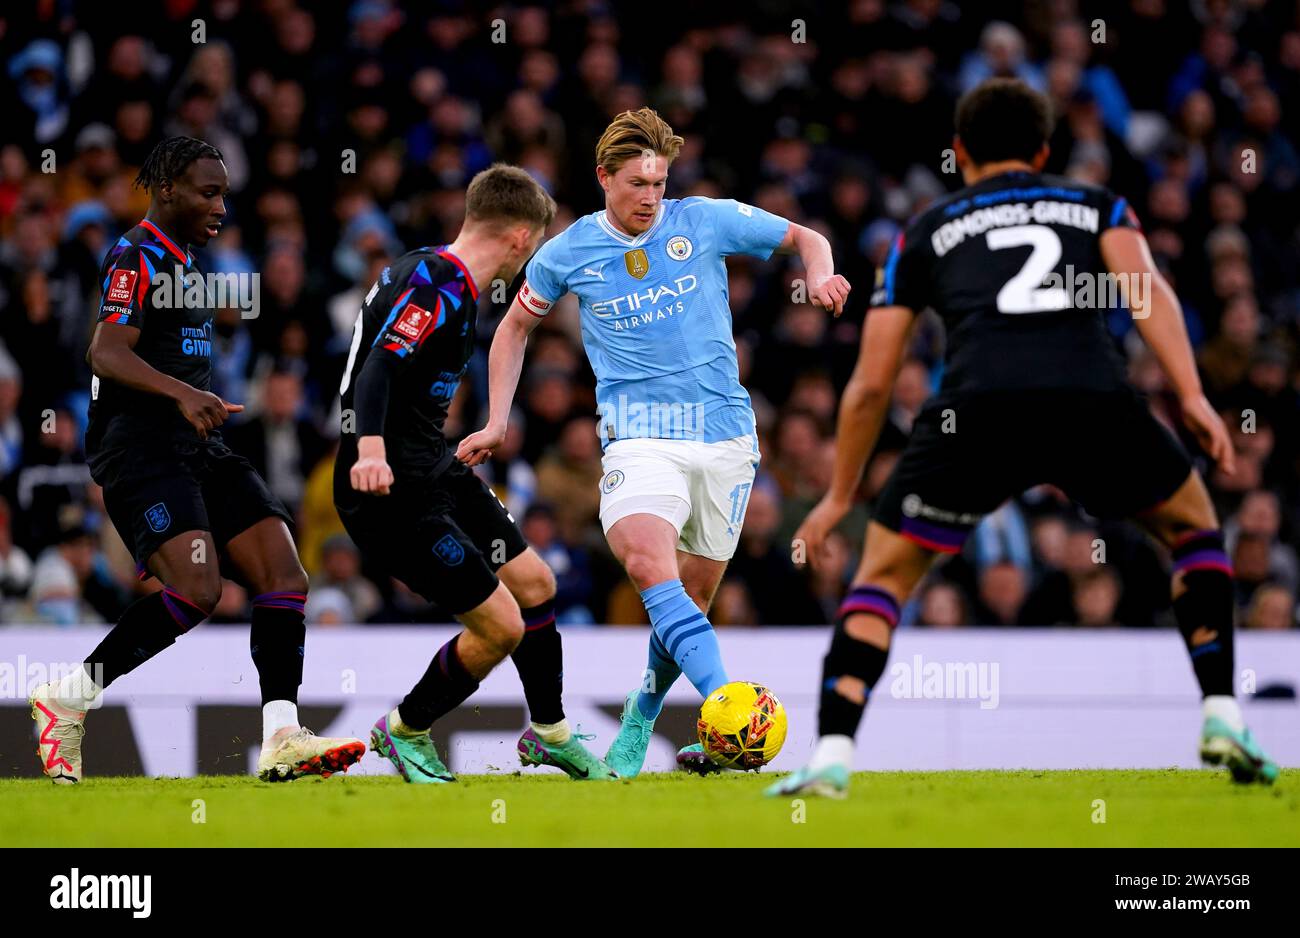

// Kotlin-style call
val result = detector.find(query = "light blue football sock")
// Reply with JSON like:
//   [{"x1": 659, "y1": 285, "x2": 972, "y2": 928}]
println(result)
[
  {"x1": 640, "y1": 579, "x2": 729, "y2": 700},
  {"x1": 636, "y1": 628, "x2": 682, "y2": 720}
]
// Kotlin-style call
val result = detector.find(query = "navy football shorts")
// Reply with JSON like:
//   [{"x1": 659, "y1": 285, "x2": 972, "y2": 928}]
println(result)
[
  {"x1": 874, "y1": 389, "x2": 1194, "y2": 554},
  {"x1": 338, "y1": 459, "x2": 528, "y2": 616}
]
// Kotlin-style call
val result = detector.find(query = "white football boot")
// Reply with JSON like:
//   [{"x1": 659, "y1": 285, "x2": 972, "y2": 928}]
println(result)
[
  {"x1": 29, "y1": 681, "x2": 86, "y2": 785},
  {"x1": 256, "y1": 726, "x2": 366, "y2": 782}
]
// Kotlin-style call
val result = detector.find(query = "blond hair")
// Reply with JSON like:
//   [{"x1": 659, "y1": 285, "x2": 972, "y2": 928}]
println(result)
[
  {"x1": 595, "y1": 108, "x2": 684, "y2": 175},
  {"x1": 464, "y1": 163, "x2": 556, "y2": 230}
]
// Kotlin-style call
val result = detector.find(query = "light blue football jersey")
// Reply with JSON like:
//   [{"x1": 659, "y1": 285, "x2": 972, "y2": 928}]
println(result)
[{"x1": 520, "y1": 197, "x2": 789, "y2": 446}]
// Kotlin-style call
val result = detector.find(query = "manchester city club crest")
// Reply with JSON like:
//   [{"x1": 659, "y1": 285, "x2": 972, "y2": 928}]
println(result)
[
  {"x1": 666, "y1": 235, "x2": 693, "y2": 260},
  {"x1": 145, "y1": 503, "x2": 171, "y2": 534},
  {"x1": 601, "y1": 469, "x2": 625, "y2": 494},
  {"x1": 624, "y1": 249, "x2": 649, "y2": 280},
  {"x1": 433, "y1": 533, "x2": 465, "y2": 567}
]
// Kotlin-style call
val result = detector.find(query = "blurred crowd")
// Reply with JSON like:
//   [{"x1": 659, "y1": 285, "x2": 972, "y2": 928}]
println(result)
[{"x1": 0, "y1": 0, "x2": 1297, "y2": 631}]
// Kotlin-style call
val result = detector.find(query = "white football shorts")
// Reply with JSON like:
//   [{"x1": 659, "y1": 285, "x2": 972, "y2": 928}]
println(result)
[{"x1": 598, "y1": 435, "x2": 760, "y2": 561}]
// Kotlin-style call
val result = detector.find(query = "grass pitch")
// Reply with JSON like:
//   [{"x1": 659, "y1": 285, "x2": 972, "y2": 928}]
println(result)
[{"x1": 1, "y1": 769, "x2": 1295, "y2": 847}]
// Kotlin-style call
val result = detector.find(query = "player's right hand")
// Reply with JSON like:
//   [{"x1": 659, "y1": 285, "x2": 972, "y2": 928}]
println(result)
[
  {"x1": 350, "y1": 455, "x2": 394, "y2": 495},
  {"x1": 177, "y1": 389, "x2": 243, "y2": 440},
  {"x1": 1181, "y1": 393, "x2": 1236, "y2": 476},
  {"x1": 794, "y1": 494, "x2": 851, "y2": 571},
  {"x1": 456, "y1": 424, "x2": 506, "y2": 467},
  {"x1": 810, "y1": 274, "x2": 851, "y2": 317}
]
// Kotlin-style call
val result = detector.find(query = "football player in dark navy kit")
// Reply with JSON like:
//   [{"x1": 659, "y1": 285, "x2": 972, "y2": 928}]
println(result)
[
  {"x1": 771, "y1": 80, "x2": 1277, "y2": 798},
  {"x1": 337, "y1": 164, "x2": 615, "y2": 782},
  {"x1": 29, "y1": 137, "x2": 364, "y2": 784}
]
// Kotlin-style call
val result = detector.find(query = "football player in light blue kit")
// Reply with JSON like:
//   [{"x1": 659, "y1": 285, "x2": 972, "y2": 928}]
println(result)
[{"x1": 458, "y1": 108, "x2": 849, "y2": 775}]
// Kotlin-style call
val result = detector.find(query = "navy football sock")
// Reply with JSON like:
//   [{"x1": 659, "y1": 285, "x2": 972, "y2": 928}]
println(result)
[
  {"x1": 511, "y1": 600, "x2": 565, "y2": 725},
  {"x1": 250, "y1": 591, "x2": 307, "y2": 706},
  {"x1": 84, "y1": 589, "x2": 208, "y2": 688},
  {"x1": 817, "y1": 586, "x2": 898, "y2": 738},
  {"x1": 399, "y1": 634, "x2": 480, "y2": 731},
  {"x1": 1170, "y1": 531, "x2": 1235, "y2": 698}
]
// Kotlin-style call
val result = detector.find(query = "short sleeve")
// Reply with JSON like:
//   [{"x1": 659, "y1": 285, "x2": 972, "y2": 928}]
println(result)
[
  {"x1": 519, "y1": 234, "x2": 571, "y2": 317},
  {"x1": 707, "y1": 198, "x2": 790, "y2": 259},
  {"x1": 870, "y1": 228, "x2": 929, "y2": 311},
  {"x1": 1100, "y1": 192, "x2": 1142, "y2": 233},
  {"x1": 372, "y1": 283, "x2": 451, "y2": 365},
  {"x1": 98, "y1": 247, "x2": 149, "y2": 329}
]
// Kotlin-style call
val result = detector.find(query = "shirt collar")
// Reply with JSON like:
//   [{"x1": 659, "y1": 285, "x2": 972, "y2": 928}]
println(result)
[
  {"x1": 138, "y1": 219, "x2": 192, "y2": 265},
  {"x1": 596, "y1": 204, "x2": 664, "y2": 246}
]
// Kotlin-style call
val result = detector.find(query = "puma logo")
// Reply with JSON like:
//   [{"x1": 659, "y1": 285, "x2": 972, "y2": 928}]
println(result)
[{"x1": 583, "y1": 266, "x2": 605, "y2": 281}]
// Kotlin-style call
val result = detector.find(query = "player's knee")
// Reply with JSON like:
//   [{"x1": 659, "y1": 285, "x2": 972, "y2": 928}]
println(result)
[
  {"x1": 263, "y1": 564, "x2": 310, "y2": 599},
  {"x1": 487, "y1": 607, "x2": 525, "y2": 656},
  {"x1": 500, "y1": 551, "x2": 555, "y2": 608},
  {"x1": 466, "y1": 584, "x2": 525, "y2": 656},
  {"x1": 621, "y1": 547, "x2": 675, "y2": 592},
  {"x1": 855, "y1": 559, "x2": 920, "y2": 602},
  {"x1": 167, "y1": 576, "x2": 222, "y2": 619},
  {"x1": 683, "y1": 583, "x2": 713, "y2": 614},
  {"x1": 521, "y1": 562, "x2": 556, "y2": 607},
  {"x1": 1143, "y1": 476, "x2": 1219, "y2": 546}
]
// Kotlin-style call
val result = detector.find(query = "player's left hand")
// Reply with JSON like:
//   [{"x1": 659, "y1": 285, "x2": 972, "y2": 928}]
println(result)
[
  {"x1": 456, "y1": 423, "x2": 507, "y2": 467},
  {"x1": 351, "y1": 435, "x2": 394, "y2": 494},
  {"x1": 1180, "y1": 393, "x2": 1236, "y2": 476},
  {"x1": 809, "y1": 274, "x2": 851, "y2": 317},
  {"x1": 793, "y1": 493, "x2": 851, "y2": 571},
  {"x1": 350, "y1": 456, "x2": 394, "y2": 495}
]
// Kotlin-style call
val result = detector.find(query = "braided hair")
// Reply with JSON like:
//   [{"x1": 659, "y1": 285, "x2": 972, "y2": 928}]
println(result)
[{"x1": 133, "y1": 136, "x2": 223, "y2": 192}]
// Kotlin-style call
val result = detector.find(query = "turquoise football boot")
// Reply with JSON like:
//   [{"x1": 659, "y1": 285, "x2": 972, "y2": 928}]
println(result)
[
  {"x1": 604, "y1": 691, "x2": 657, "y2": 778},
  {"x1": 763, "y1": 764, "x2": 850, "y2": 799},
  {"x1": 1199, "y1": 717, "x2": 1279, "y2": 784},
  {"x1": 518, "y1": 727, "x2": 619, "y2": 780},
  {"x1": 370, "y1": 712, "x2": 455, "y2": 784}
]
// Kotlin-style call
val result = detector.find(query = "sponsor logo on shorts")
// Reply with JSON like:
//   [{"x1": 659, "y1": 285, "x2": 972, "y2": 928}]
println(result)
[
  {"x1": 145, "y1": 503, "x2": 171, "y2": 534},
  {"x1": 432, "y1": 534, "x2": 465, "y2": 567},
  {"x1": 666, "y1": 235, "x2": 693, "y2": 260},
  {"x1": 901, "y1": 493, "x2": 981, "y2": 526},
  {"x1": 601, "y1": 469, "x2": 625, "y2": 494}
]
